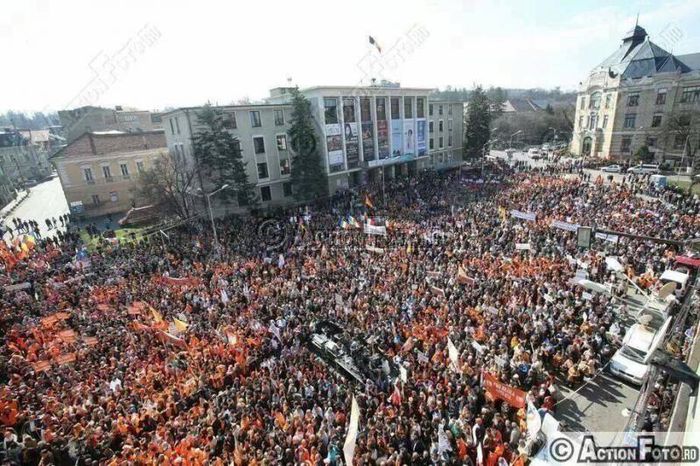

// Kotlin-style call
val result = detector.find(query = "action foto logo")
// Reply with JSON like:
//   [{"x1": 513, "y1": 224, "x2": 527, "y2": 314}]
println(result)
[{"x1": 553, "y1": 435, "x2": 700, "y2": 464}]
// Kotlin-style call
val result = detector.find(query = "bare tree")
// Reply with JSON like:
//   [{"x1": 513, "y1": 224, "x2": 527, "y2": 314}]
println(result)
[{"x1": 136, "y1": 152, "x2": 198, "y2": 219}]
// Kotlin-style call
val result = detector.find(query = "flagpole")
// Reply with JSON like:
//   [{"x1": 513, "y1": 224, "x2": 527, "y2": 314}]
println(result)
[{"x1": 382, "y1": 165, "x2": 386, "y2": 206}]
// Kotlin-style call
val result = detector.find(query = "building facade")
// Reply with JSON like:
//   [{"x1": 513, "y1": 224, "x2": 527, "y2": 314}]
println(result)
[
  {"x1": 51, "y1": 131, "x2": 166, "y2": 217},
  {"x1": 0, "y1": 128, "x2": 53, "y2": 186},
  {"x1": 161, "y1": 84, "x2": 464, "y2": 206},
  {"x1": 58, "y1": 106, "x2": 160, "y2": 143},
  {"x1": 571, "y1": 25, "x2": 700, "y2": 164}
]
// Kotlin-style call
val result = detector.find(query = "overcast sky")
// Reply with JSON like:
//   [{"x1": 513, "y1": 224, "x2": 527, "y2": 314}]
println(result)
[{"x1": 2, "y1": 0, "x2": 699, "y2": 113}]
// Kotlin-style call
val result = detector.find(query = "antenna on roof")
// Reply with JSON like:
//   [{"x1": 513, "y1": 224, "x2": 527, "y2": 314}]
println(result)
[{"x1": 635, "y1": 11, "x2": 639, "y2": 28}]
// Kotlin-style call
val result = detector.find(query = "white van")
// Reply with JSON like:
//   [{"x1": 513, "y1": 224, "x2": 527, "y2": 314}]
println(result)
[
  {"x1": 628, "y1": 164, "x2": 660, "y2": 174},
  {"x1": 659, "y1": 269, "x2": 690, "y2": 298},
  {"x1": 610, "y1": 318, "x2": 670, "y2": 385}
]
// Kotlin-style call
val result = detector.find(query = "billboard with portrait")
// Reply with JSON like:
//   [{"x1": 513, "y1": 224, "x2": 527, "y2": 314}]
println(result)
[
  {"x1": 362, "y1": 122, "x2": 374, "y2": 161},
  {"x1": 344, "y1": 122, "x2": 359, "y2": 168},
  {"x1": 391, "y1": 120, "x2": 403, "y2": 158},
  {"x1": 377, "y1": 121, "x2": 390, "y2": 159},
  {"x1": 416, "y1": 119, "x2": 427, "y2": 156}
]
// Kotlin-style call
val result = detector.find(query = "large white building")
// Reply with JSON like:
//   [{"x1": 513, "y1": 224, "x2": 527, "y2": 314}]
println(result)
[
  {"x1": 161, "y1": 83, "x2": 464, "y2": 206},
  {"x1": 571, "y1": 25, "x2": 700, "y2": 164}
]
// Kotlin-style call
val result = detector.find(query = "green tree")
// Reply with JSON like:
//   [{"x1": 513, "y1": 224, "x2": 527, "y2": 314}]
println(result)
[
  {"x1": 288, "y1": 88, "x2": 328, "y2": 202},
  {"x1": 464, "y1": 85, "x2": 492, "y2": 159},
  {"x1": 192, "y1": 104, "x2": 256, "y2": 206},
  {"x1": 486, "y1": 86, "x2": 507, "y2": 118},
  {"x1": 634, "y1": 145, "x2": 653, "y2": 163}
]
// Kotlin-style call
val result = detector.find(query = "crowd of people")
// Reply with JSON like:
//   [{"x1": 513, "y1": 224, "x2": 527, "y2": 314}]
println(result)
[{"x1": 0, "y1": 164, "x2": 698, "y2": 465}]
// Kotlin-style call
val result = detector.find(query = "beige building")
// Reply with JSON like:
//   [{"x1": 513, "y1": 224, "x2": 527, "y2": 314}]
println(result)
[
  {"x1": 58, "y1": 106, "x2": 161, "y2": 143},
  {"x1": 571, "y1": 25, "x2": 700, "y2": 164},
  {"x1": 51, "y1": 131, "x2": 166, "y2": 217},
  {"x1": 161, "y1": 83, "x2": 464, "y2": 206}
]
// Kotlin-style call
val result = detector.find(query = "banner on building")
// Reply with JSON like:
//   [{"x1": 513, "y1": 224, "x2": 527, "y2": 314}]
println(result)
[
  {"x1": 403, "y1": 119, "x2": 415, "y2": 158},
  {"x1": 361, "y1": 122, "x2": 374, "y2": 161},
  {"x1": 325, "y1": 123, "x2": 344, "y2": 167},
  {"x1": 377, "y1": 120, "x2": 390, "y2": 159},
  {"x1": 510, "y1": 210, "x2": 536, "y2": 221},
  {"x1": 344, "y1": 122, "x2": 359, "y2": 168},
  {"x1": 482, "y1": 371, "x2": 527, "y2": 408},
  {"x1": 416, "y1": 119, "x2": 427, "y2": 156},
  {"x1": 391, "y1": 120, "x2": 403, "y2": 157}
]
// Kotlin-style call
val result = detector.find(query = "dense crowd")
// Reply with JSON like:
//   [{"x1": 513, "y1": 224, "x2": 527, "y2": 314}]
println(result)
[{"x1": 0, "y1": 166, "x2": 698, "y2": 465}]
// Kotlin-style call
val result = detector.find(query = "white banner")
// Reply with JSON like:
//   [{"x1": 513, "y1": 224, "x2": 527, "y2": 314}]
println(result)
[
  {"x1": 595, "y1": 232, "x2": 619, "y2": 243},
  {"x1": 510, "y1": 210, "x2": 536, "y2": 221},
  {"x1": 343, "y1": 396, "x2": 360, "y2": 466},
  {"x1": 515, "y1": 243, "x2": 531, "y2": 250},
  {"x1": 364, "y1": 224, "x2": 387, "y2": 236},
  {"x1": 366, "y1": 245, "x2": 385, "y2": 254},
  {"x1": 550, "y1": 220, "x2": 580, "y2": 232}
]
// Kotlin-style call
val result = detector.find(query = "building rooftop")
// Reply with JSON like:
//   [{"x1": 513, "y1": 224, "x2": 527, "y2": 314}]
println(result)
[{"x1": 52, "y1": 130, "x2": 166, "y2": 159}]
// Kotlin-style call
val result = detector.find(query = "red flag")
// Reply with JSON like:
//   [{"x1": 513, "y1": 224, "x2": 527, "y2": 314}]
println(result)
[{"x1": 390, "y1": 384, "x2": 402, "y2": 406}]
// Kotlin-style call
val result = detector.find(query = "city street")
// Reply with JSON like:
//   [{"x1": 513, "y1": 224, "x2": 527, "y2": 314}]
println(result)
[{"x1": 2, "y1": 176, "x2": 69, "y2": 239}]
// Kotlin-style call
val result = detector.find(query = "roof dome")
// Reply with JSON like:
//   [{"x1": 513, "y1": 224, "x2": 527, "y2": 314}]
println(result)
[{"x1": 623, "y1": 25, "x2": 647, "y2": 42}]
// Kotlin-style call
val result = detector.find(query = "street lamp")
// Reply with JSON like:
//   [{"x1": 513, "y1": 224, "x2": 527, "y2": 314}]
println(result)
[
  {"x1": 509, "y1": 130, "x2": 522, "y2": 150},
  {"x1": 206, "y1": 184, "x2": 230, "y2": 246}
]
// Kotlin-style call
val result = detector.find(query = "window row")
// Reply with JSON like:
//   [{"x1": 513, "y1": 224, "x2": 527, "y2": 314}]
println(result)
[
  {"x1": 324, "y1": 97, "x2": 428, "y2": 125},
  {"x1": 82, "y1": 161, "x2": 144, "y2": 183}
]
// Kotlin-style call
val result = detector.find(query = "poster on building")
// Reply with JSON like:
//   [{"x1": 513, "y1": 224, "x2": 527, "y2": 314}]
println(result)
[
  {"x1": 362, "y1": 122, "x2": 374, "y2": 161},
  {"x1": 377, "y1": 121, "x2": 390, "y2": 159},
  {"x1": 416, "y1": 119, "x2": 427, "y2": 156},
  {"x1": 403, "y1": 120, "x2": 415, "y2": 158},
  {"x1": 344, "y1": 122, "x2": 359, "y2": 168},
  {"x1": 391, "y1": 120, "x2": 403, "y2": 158},
  {"x1": 325, "y1": 123, "x2": 344, "y2": 167}
]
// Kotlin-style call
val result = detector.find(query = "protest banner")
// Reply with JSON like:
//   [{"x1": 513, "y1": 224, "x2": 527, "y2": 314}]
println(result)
[
  {"x1": 510, "y1": 210, "x2": 536, "y2": 221},
  {"x1": 482, "y1": 371, "x2": 527, "y2": 408}
]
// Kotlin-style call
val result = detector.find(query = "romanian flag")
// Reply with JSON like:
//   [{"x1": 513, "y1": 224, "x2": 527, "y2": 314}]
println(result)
[
  {"x1": 348, "y1": 215, "x2": 361, "y2": 229},
  {"x1": 364, "y1": 194, "x2": 374, "y2": 210},
  {"x1": 390, "y1": 384, "x2": 402, "y2": 406},
  {"x1": 339, "y1": 218, "x2": 349, "y2": 230},
  {"x1": 406, "y1": 242, "x2": 413, "y2": 254},
  {"x1": 368, "y1": 35, "x2": 382, "y2": 53}
]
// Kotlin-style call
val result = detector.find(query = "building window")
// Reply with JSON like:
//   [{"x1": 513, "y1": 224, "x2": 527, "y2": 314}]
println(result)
[
  {"x1": 588, "y1": 115, "x2": 597, "y2": 130},
  {"x1": 656, "y1": 90, "x2": 667, "y2": 105},
  {"x1": 623, "y1": 113, "x2": 636, "y2": 128},
  {"x1": 448, "y1": 105, "x2": 453, "y2": 116},
  {"x1": 447, "y1": 119, "x2": 453, "y2": 131},
  {"x1": 83, "y1": 167, "x2": 94, "y2": 183},
  {"x1": 283, "y1": 182, "x2": 292, "y2": 197},
  {"x1": 343, "y1": 97, "x2": 356, "y2": 122},
  {"x1": 257, "y1": 162, "x2": 269, "y2": 179},
  {"x1": 578, "y1": 116, "x2": 583, "y2": 128},
  {"x1": 674, "y1": 134, "x2": 686, "y2": 150},
  {"x1": 175, "y1": 117, "x2": 181, "y2": 134},
  {"x1": 602, "y1": 115, "x2": 609, "y2": 128},
  {"x1": 438, "y1": 105, "x2": 443, "y2": 116},
  {"x1": 438, "y1": 120, "x2": 444, "y2": 132},
  {"x1": 136, "y1": 161, "x2": 145, "y2": 173},
  {"x1": 439, "y1": 136, "x2": 444, "y2": 148},
  {"x1": 590, "y1": 93, "x2": 601, "y2": 109},
  {"x1": 429, "y1": 104, "x2": 433, "y2": 116},
  {"x1": 91, "y1": 194, "x2": 100, "y2": 205},
  {"x1": 110, "y1": 192, "x2": 118, "y2": 203},
  {"x1": 274, "y1": 109, "x2": 284, "y2": 126},
  {"x1": 627, "y1": 94, "x2": 639, "y2": 107},
  {"x1": 429, "y1": 138, "x2": 434, "y2": 149},
  {"x1": 620, "y1": 137, "x2": 632, "y2": 153},
  {"x1": 260, "y1": 186, "x2": 272, "y2": 202},
  {"x1": 580, "y1": 97, "x2": 586, "y2": 109},
  {"x1": 647, "y1": 137, "x2": 656, "y2": 147},
  {"x1": 102, "y1": 165, "x2": 112, "y2": 181},
  {"x1": 448, "y1": 134, "x2": 453, "y2": 147},
  {"x1": 324, "y1": 98, "x2": 338, "y2": 124},
  {"x1": 360, "y1": 98, "x2": 371, "y2": 122},
  {"x1": 404, "y1": 98, "x2": 413, "y2": 119},
  {"x1": 651, "y1": 115, "x2": 663, "y2": 127},
  {"x1": 605, "y1": 94, "x2": 611, "y2": 109},
  {"x1": 680, "y1": 86, "x2": 700, "y2": 103},
  {"x1": 429, "y1": 121, "x2": 434, "y2": 133},
  {"x1": 253, "y1": 136, "x2": 265, "y2": 154},
  {"x1": 250, "y1": 111, "x2": 262, "y2": 128},
  {"x1": 276, "y1": 134, "x2": 287, "y2": 151},
  {"x1": 169, "y1": 118, "x2": 175, "y2": 135},
  {"x1": 280, "y1": 158, "x2": 291, "y2": 175},
  {"x1": 120, "y1": 163, "x2": 129, "y2": 177},
  {"x1": 223, "y1": 112, "x2": 237, "y2": 129},
  {"x1": 375, "y1": 97, "x2": 386, "y2": 121},
  {"x1": 391, "y1": 97, "x2": 400, "y2": 120},
  {"x1": 417, "y1": 98, "x2": 425, "y2": 118}
]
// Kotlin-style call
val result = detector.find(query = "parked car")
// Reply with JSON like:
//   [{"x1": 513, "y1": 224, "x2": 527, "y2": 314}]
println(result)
[
  {"x1": 601, "y1": 164, "x2": 622, "y2": 173},
  {"x1": 659, "y1": 268, "x2": 690, "y2": 299},
  {"x1": 610, "y1": 318, "x2": 670, "y2": 385},
  {"x1": 628, "y1": 164, "x2": 660, "y2": 174}
]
